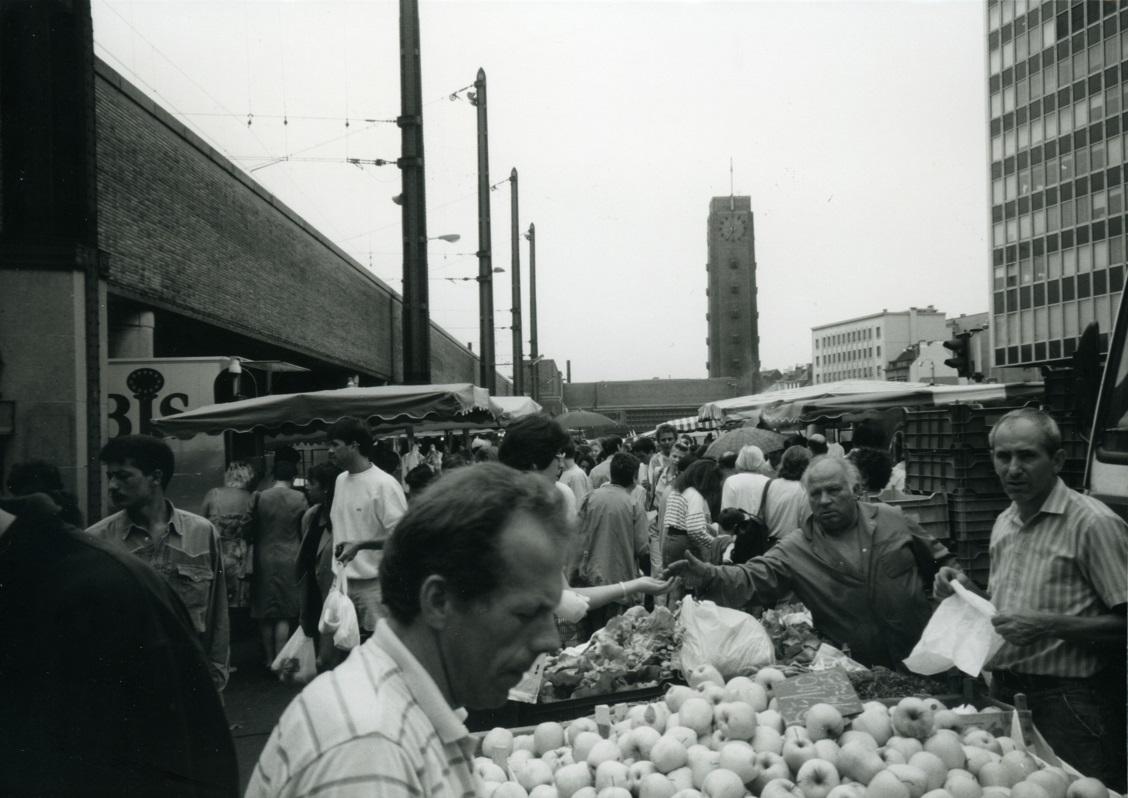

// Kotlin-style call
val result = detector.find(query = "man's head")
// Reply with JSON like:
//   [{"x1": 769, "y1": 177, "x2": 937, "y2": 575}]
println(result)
[
  {"x1": 801, "y1": 455, "x2": 861, "y2": 534},
  {"x1": 808, "y1": 433, "x2": 829, "y2": 456},
  {"x1": 599, "y1": 436, "x2": 622, "y2": 460},
  {"x1": 847, "y1": 447, "x2": 893, "y2": 494},
  {"x1": 326, "y1": 417, "x2": 372, "y2": 471},
  {"x1": 99, "y1": 435, "x2": 176, "y2": 511},
  {"x1": 498, "y1": 416, "x2": 570, "y2": 481},
  {"x1": 272, "y1": 460, "x2": 298, "y2": 482},
  {"x1": 778, "y1": 445, "x2": 813, "y2": 481},
  {"x1": 735, "y1": 445, "x2": 766, "y2": 473},
  {"x1": 609, "y1": 452, "x2": 640, "y2": 488},
  {"x1": 670, "y1": 438, "x2": 692, "y2": 467},
  {"x1": 631, "y1": 437, "x2": 656, "y2": 459},
  {"x1": 561, "y1": 438, "x2": 578, "y2": 464},
  {"x1": 989, "y1": 408, "x2": 1064, "y2": 514},
  {"x1": 656, "y1": 424, "x2": 677, "y2": 455},
  {"x1": 379, "y1": 463, "x2": 568, "y2": 709}
]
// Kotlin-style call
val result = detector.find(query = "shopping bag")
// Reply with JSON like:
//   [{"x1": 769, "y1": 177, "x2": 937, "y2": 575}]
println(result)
[
  {"x1": 319, "y1": 569, "x2": 360, "y2": 651},
  {"x1": 270, "y1": 628, "x2": 317, "y2": 684},
  {"x1": 678, "y1": 595, "x2": 775, "y2": 679},
  {"x1": 903, "y1": 581, "x2": 1004, "y2": 677}
]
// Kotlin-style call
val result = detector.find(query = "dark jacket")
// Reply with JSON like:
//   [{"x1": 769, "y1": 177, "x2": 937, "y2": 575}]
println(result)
[{"x1": 704, "y1": 501, "x2": 952, "y2": 669}]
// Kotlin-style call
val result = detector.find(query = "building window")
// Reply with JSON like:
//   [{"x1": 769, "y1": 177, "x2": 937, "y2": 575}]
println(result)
[{"x1": 876, "y1": 346, "x2": 881, "y2": 356}]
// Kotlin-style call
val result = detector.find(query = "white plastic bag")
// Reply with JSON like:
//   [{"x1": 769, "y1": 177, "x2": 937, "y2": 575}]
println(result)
[
  {"x1": 678, "y1": 595, "x2": 775, "y2": 679},
  {"x1": 319, "y1": 569, "x2": 361, "y2": 651},
  {"x1": 903, "y1": 582, "x2": 1004, "y2": 677},
  {"x1": 270, "y1": 628, "x2": 317, "y2": 684}
]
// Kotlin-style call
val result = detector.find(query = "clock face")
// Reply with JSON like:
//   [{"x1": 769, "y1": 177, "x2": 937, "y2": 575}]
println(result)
[{"x1": 719, "y1": 216, "x2": 746, "y2": 242}]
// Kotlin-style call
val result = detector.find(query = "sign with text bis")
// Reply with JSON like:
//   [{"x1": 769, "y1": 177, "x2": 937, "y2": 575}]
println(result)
[{"x1": 772, "y1": 667, "x2": 864, "y2": 726}]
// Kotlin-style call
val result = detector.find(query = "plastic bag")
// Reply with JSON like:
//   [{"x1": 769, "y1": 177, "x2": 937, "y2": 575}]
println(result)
[
  {"x1": 678, "y1": 595, "x2": 775, "y2": 679},
  {"x1": 319, "y1": 569, "x2": 360, "y2": 651},
  {"x1": 270, "y1": 628, "x2": 317, "y2": 684},
  {"x1": 903, "y1": 581, "x2": 1004, "y2": 677}
]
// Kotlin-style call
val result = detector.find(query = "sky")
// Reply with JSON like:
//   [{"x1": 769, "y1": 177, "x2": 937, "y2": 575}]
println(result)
[{"x1": 91, "y1": 0, "x2": 990, "y2": 384}]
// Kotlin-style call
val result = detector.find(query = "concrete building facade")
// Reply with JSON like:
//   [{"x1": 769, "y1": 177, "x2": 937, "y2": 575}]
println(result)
[
  {"x1": 811, "y1": 307, "x2": 949, "y2": 384},
  {"x1": 706, "y1": 196, "x2": 760, "y2": 390}
]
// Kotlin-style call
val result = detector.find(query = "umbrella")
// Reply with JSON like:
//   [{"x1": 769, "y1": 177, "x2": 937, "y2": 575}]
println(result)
[
  {"x1": 554, "y1": 409, "x2": 623, "y2": 431},
  {"x1": 704, "y1": 426, "x2": 786, "y2": 460}
]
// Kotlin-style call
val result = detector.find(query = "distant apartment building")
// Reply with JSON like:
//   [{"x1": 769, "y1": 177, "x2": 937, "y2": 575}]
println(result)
[
  {"x1": 811, "y1": 307, "x2": 949, "y2": 384},
  {"x1": 985, "y1": 0, "x2": 1126, "y2": 378},
  {"x1": 886, "y1": 342, "x2": 962, "y2": 384}
]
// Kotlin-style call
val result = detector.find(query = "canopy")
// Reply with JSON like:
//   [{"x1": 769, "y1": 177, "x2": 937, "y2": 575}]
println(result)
[
  {"x1": 490, "y1": 395, "x2": 542, "y2": 425},
  {"x1": 151, "y1": 383, "x2": 496, "y2": 438}
]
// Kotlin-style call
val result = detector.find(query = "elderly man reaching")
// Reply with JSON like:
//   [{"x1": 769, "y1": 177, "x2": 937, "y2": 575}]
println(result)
[
  {"x1": 666, "y1": 455, "x2": 954, "y2": 669},
  {"x1": 248, "y1": 464, "x2": 569, "y2": 797}
]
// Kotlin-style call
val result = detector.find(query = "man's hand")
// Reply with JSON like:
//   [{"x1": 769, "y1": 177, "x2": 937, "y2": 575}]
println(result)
[
  {"x1": 992, "y1": 612, "x2": 1054, "y2": 646},
  {"x1": 933, "y1": 566, "x2": 972, "y2": 599},
  {"x1": 631, "y1": 576, "x2": 678, "y2": 596},
  {"x1": 335, "y1": 542, "x2": 364, "y2": 565},
  {"x1": 662, "y1": 550, "x2": 711, "y2": 588}
]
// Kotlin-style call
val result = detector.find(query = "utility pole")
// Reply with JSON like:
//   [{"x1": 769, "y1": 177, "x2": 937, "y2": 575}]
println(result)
[
  {"x1": 399, "y1": 0, "x2": 430, "y2": 384},
  {"x1": 474, "y1": 68, "x2": 495, "y2": 393},
  {"x1": 527, "y1": 222, "x2": 538, "y2": 402},
  {"x1": 509, "y1": 168, "x2": 523, "y2": 395}
]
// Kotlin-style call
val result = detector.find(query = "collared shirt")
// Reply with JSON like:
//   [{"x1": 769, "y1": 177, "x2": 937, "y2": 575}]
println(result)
[
  {"x1": 988, "y1": 478, "x2": 1128, "y2": 677},
  {"x1": 247, "y1": 619, "x2": 481, "y2": 798},
  {"x1": 86, "y1": 501, "x2": 229, "y2": 690}
]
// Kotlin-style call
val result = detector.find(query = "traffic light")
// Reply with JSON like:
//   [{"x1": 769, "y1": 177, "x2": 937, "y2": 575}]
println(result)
[{"x1": 943, "y1": 332, "x2": 972, "y2": 378}]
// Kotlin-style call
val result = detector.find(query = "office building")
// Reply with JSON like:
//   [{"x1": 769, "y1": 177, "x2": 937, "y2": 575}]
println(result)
[{"x1": 811, "y1": 307, "x2": 949, "y2": 384}]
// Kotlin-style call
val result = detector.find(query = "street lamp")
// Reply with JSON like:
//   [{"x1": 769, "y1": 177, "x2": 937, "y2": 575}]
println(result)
[{"x1": 429, "y1": 233, "x2": 461, "y2": 243}]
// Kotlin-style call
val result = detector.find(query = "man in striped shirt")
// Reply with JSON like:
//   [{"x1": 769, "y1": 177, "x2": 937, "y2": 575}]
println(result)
[
  {"x1": 247, "y1": 463, "x2": 569, "y2": 797},
  {"x1": 936, "y1": 408, "x2": 1126, "y2": 789}
]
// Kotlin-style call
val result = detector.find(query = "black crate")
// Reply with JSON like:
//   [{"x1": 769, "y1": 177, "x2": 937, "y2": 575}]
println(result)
[
  {"x1": 905, "y1": 449, "x2": 1000, "y2": 495},
  {"x1": 1042, "y1": 367, "x2": 1073, "y2": 415},
  {"x1": 880, "y1": 492, "x2": 950, "y2": 540},
  {"x1": 948, "y1": 491, "x2": 1011, "y2": 541},
  {"x1": 903, "y1": 402, "x2": 1040, "y2": 452}
]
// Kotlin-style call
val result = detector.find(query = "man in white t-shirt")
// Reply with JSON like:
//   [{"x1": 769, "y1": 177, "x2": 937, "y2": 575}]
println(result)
[
  {"x1": 498, "y1": 416, "x2": 577, "y2": 526},
  {"x1": 327, "y1": 417, "x2": 408, "y2": 635}
]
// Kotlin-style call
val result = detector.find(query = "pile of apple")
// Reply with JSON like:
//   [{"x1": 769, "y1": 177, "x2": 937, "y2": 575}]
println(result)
[{"x1": 475, "y1": 664, "x2": 1120, "y2": 798}]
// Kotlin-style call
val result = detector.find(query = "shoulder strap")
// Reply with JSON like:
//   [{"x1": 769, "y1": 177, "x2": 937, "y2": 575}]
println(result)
[{"x1": 757, "y1": 478, "x2": 775, "y2": 520}]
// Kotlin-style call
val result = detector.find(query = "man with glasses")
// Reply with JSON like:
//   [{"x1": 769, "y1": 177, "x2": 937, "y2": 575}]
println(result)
[{"x1": 498, "y1": 415, "x2": 577, "y2": 526}]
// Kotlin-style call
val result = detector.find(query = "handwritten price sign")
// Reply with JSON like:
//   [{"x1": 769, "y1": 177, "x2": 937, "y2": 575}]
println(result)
[{"x1": 772, "y1": 667, "x2": 864, "y2": 727}]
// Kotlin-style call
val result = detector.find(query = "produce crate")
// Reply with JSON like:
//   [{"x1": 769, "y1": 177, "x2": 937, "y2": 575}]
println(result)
[
  {"x1": 947, "y1": 491, "x2": 1011, "y2": 541},
  {"x1": 880, "y1": 492, "x2": 950, "y2": 540},
  {"x1": 1041, "y1": 367, "x2": 1073, "y2": 415},
  {"x1": 905, "y1": 449, "x2": 1000, "y2": 495},
  {"x1": 467, "y1": 683, "x2": 671, "y2": 732},
  {"x1": 902, "y1": 402, "x2": 1039, "y2": 451}
]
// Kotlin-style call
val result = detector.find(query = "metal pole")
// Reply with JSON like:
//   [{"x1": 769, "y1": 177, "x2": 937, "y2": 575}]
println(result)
[
  {"x1": 474, "y1": 68, "x2": 495, "y2": 393},
  {"x1": 509, "y1": 167, "x2": 523, "y2": 395},
  {"x1": 399, "y1": 0, "x2": 430, "y2": 384},
  {"x1": 527, "y1": 222, "x2": 538, "y2": 402}
]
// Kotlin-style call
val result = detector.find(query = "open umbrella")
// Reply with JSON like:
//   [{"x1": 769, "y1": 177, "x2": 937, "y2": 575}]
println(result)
[
  {"x1": 704, "y1": 426, "x2": 786, "y2": 460},
  {"x1": 554, "y1": 409, "x2": 623, "y2": 431}
]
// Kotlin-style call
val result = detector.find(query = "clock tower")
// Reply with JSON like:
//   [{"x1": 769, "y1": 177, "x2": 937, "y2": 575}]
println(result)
[{"x1": 706, "y1": 195, "x2": 760, "y2": 391}]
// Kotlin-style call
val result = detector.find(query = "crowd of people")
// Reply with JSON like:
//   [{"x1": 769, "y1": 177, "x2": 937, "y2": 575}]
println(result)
[{"x1": 0, "y1": 405, "x2": 1124, "y2": 794}]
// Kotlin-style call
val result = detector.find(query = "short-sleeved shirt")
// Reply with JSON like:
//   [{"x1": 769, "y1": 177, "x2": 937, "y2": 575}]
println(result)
[
  {"x1": 988, "y1": 478, "x2": 1128, "y2": 677},
  {"x1": 330, "y1": 466, "x2": 408, "y2": 580},
  {"x1": 247, "y1": 619, "x2": 481, "y2": 798}
]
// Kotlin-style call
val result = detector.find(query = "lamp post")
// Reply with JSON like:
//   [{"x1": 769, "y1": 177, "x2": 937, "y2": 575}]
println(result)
[
  {"x1": 399, "y1": 0, "x2": 430, "y2": 385},
  {"x1": 524, "y1": 223, "x2": 539, "y2": 402},
  {"x1": 509, "y1": 168, "x2": 523, "y2": 395},
  {"x1": 473, "y1": 68, "x2": 496, "y2": 393}
]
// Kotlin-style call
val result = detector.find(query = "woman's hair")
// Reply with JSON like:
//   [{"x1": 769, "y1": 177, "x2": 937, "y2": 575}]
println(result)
[
  {"x1": 674, "y1": 458, "x2": 723, "y2": 518},
  {"x1": 224, "y1": 461, "x2": 256, "y2": 490},
  {"x1": 307, "y1": 461, "x2": 343, "y2": 528}
]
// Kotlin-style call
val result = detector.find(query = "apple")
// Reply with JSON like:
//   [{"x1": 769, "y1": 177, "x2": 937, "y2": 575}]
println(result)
[
  {"x1": 688, "y1": 664, "x2": 726, "y2": 689},
  {"x1": 807, "y1": 704, "x2": 846, "y2": 741},
  {"x1": 518, "y1": 759, "x2": 556, "y2": 792},
  {"x1": 885, "y1": 737, "x2": 925, "y2": 761},
  {"x1": 977, "y1": 762, "x2": 1018, "y2": 789},
  {"x1": 922, "y1": 791, "x2": 954, "y2": 798},
  {"x1": 627, "y1": 726, "x2": 663, "y2": 761},
  {"x1": 923, "y1": 699, "x2": 947, "y2": 713},
  {"x1": 813, "y1": 740, "x2": 841, "y2": 769},
  {"x1": 567, "y1": 718, "x2": 599, "y2": 745},
  {"x1": 595, "y1": 788, "x2": 630, "y2": 798},
  {"x1": 852, "y1": 711, "x2": 894, "y2": 746},
  {"x1": 840, "y1": 731, "x2": 879, "y2": 751},
  {"x1": 534, "y1": 722, "x2": 566, "y2": 756},
  {"x1": 667, "y1": 685, "x2": 700, "y2": 713},
  {"x1": 961, "y1": 730, "x2": 1001, "y2": 756},
  {"x1": 715, "y1": 701, "x2": 758, "y2": 741},
  {"x1": 630, "y1": 761, "x2": 658, "y2": 784},
  {"x1": 786, "y1": 726, "x2": 814, "y2": 744},
  {"x1": 763, "y1": 777, "x2": 807, "y2": 798},
  {"x1": 755, "y1": 667, "x2": 788, "y2": 692},
  {"x1": 1010, "y1": 783, "x2": 1051, "y2": 798},
  {"x1": 923, "y1": 731, "x2": 966, "y2": 771},
  {"x1": 999, "y1": 752, "x2": 1038, "y2": 785},
  {"x1": 933, "y1": 711, "x2": 963, "y2": 732},
  {"x1": 638, "y1": 773, "x2": 678, "y2": 798},
  {"x1": 476, "y1": 757, "x2": 509, "y2": 782},
  {"x1": 752, "y1": 752, "x2": 792, "y2": 793},
  {"x1": 718, "y1": 740, "x2": 760, "y2": 785},
  {"x1": 671, "y1": 791, "x2": 705, "y2": 798},
  {"x1": 759, "y1": 710, "x2": 787, "y2": 733},
  {"x1": 687, "y1": 745, "x2": 720, "y2": 789},
  {"x1": 555, "y1": 763, "x2": 594, "y2": 798},
  {"x1": 828, "y1": 785, "x2": 866, "y2": 798},
  {"x1": 908, "y1": 752, "x2": 948, "y2": 791},
  {"x1": 702, "y1": 767, "x2": 748, "y2": 798},
  {"x1": 981, "y1": 788, "x2": 1012, "y2": 798},
  {"x1": 1024, "y1": 771, "x2": 1068, "y2": 798},
  {"x1": 572, "y1": 731, "x2": 603, "y2": 765},
  {"x1": 668, "y1": 767, "x2": 695, "y2": 792},
  {"x1": 530, "y1": 786, "x2": 560, "y2": 798},
  {"x1": 891, "y1": 698, "x2": 935, "y2": 741},
  {"x1": 681, "y1": 698, "x2": 716, "y2": 737},
  {"x1": 494, "y1": 783, "x2": 531, "y2": 798},
  {"x1": 595, "y1": 760, "x2": 631, "y2": 791},
  {"x1": 651, "y1": 735, "x2": 691, "y2": 774},
  {"x1": 1066, "y1": 779, "x2": 1111, "y2": 798},
  {"x1": 647, "y1": 703, "x2": 673, "y2": 731},
  {"x1": 994, "y1": 738, "x2": 1017, "y2": 757},
  {"x1": 726, "y1": 676, "x2": 770, "y2": 712},
  {"x1": 510, "y1": 750, "x2": 535, "y2": 772},
  {"x1": 483, "y1": 726, "x2": 517, "y2": 761},
  {"x1": 886, "y1": 764, "x2": 931, "y2": 798},
  {"x1": 516, "y1": 735, "x2": 538, "y2": 753},
  {"x1": 880, "y1": 749, "x2": 908, "y2": 766},
  {"x1": 783, "y1": 738, "x2": 818, "y2": 772},
  {"x1": 797, "y1": 758, "x2": 842, "y2": 798},
  {"x1": 753, "y1": 726, "x2": 785, "y2": 754},
  {"x1": 962, "y1": 747, "x2": 1001, "y2": 778},
  {"x1": 587, "y1": 739, "x2": 623, "y2": 769},
  {"x1": 699, "y1": 684, "x2": 727, "y2": 706},
  {"x1": 944, "y1": 770, "x2": 984, "y2": 798},
  {"x1": 838, "y1": 741, "x2": 886, "y2": 785},
  {"x1": 867, "y1": 769, "x2": 912, "y2": 798}
]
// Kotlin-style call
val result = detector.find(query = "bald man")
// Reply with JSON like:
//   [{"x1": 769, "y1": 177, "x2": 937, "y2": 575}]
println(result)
[{"x1": 666, "y1": 456, "x2": 955, "y2": 669}]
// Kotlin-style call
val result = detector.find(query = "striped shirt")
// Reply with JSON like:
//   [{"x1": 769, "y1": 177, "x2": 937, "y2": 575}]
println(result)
[
  {"x1": 988, "y1": 478, "x2": 1128, "y2": 677},
  {"x1": 247, "y1": 620, "x2": 482, "y2": 798}
]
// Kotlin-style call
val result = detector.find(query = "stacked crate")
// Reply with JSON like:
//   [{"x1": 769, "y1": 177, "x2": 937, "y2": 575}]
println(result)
[{"x1": 1041, "y1": 366, "x2": 1090, "y2": 490}]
